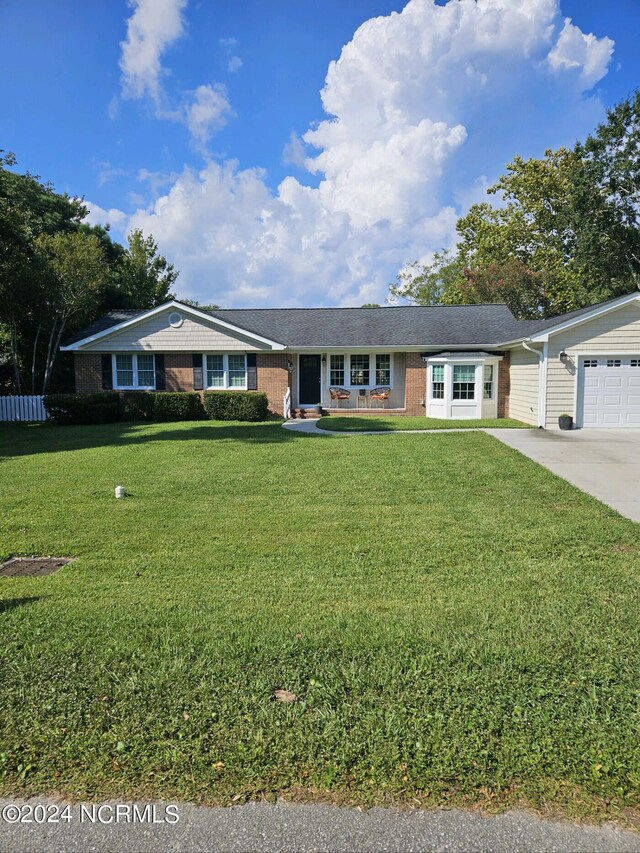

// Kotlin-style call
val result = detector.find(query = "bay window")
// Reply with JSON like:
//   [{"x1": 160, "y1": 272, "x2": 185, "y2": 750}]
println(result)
[
  {"x1": 205, "y1": 353, "x2": 247, "y2": 389},
  {"x1": 114, "y1": 354, "x2": 156, "y2": 389}
]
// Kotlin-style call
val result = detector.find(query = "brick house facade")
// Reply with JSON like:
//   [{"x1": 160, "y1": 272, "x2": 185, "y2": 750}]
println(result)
[{"x1": 64, "y1": 300, "x2": 530, "y2": 422}]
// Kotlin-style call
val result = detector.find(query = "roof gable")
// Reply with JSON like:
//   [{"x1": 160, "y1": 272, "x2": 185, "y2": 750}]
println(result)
[{"x1": 61, "y1": 302, "x2": 285, "y2": 351}]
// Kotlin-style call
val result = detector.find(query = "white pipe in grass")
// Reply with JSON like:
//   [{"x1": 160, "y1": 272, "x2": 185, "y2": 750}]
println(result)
[{"x1": 115, "y1": 486, "x2": 126, "y2": 499}]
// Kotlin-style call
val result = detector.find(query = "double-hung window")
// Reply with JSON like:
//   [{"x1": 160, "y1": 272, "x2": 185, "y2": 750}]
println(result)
[
  {"x1": 205, "y1": 354, "x2": 247, "y2": 389},
  {"x1": 330, "y1": 354, "x2": 345, "y2": 386},
  {"x1": 114, "y1": 354, "x2": 155, "y2": 389},
  {"x1": 483, "y1": 364, "x2": 494, "y2": 399},
  {"x1": 350, "y1": 354, "x2": 370, "y2": 386},
  {"x1": 431, "y1": 364, "x2": 444, "y2": 399},
  {"x1": 452, "y1": 364, "x2": 475, "y2": 400},
  {"x1": 375, "y1": 354, "x2": 391, "y2": 385}
]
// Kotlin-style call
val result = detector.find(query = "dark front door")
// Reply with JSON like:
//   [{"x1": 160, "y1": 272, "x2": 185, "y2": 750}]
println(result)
[{"x1": 299, "y1": 355, "x2": 321, "y2": 405}]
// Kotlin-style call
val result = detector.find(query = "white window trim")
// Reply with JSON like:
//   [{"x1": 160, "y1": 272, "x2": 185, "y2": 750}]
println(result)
[
  {"x1": 328, "y1": 353, "x2": 394, "y2": 389},
  {"x1": 425, "y1": 355, "x2": 502, "y2": 419},
  {"x1": 204, "y1": 353, "x2": 248, "y2": 390},
  {"x1": 112, "y1": 353, "x2": 156, "y2": 390}
]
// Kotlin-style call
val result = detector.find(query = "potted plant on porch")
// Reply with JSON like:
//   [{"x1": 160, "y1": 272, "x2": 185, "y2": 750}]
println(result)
[
  {"x1": 558, "y1": 413, "x2": 573, "y2": 430},
  {"x1": 314, "y1": 403, "x2": 323, "y2": 415}
]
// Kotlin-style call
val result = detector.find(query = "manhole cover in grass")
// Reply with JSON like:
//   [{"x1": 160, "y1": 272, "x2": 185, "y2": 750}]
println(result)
[{"x1": 0, "y1": 558, "x2": 71, "y2": 578}]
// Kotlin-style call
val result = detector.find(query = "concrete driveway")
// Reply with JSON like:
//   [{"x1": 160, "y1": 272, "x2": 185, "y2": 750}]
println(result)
[{"x1": 487, "y1": 429, "x2": 640, "y2": 522}]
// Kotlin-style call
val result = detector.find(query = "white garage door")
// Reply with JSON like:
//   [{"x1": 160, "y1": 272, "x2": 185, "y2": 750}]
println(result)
[{"x1": 581, "y1": 357, "x2": 640, "y2": 427}]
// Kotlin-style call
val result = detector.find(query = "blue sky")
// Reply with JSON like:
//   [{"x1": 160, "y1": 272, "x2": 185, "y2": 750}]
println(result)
[{"x1": 2, "y1": 0, "x2": 639, "y2": 307}]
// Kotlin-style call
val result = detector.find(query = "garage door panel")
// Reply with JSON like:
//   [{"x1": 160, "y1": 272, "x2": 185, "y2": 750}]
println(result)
[{"x1": 580, "y1": 357, "x2": 640, "y2": 428}]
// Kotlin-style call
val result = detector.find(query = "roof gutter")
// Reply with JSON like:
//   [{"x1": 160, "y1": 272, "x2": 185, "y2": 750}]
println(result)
[{"x1": 522, "y1": 340, "x2": 547, "y2": 428}]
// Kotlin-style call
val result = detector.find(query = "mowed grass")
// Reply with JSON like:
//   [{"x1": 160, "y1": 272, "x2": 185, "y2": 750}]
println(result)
[
  {"x1": 1, "y1": 421, "x2": 640, "y2": 820},
  {"x1": 317, "y1": 415, "x2": 531, "y2": 431}
]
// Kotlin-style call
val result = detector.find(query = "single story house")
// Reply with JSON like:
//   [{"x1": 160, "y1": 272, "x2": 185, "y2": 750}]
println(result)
[{"x1": 62, "y1": 291, "x2": 640, "y2": 428}]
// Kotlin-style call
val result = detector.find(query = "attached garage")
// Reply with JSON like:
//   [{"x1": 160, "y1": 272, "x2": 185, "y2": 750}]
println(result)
[{"x1": 579, "y1": 357, "x2": 640, "y2": 428}]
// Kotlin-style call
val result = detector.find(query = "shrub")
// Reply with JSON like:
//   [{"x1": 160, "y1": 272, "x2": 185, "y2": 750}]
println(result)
[
  {"x1": 203, "y1": 391, "x2": 269, "y2": 422},
  {"x1": 123, "y1": 390, "x2": 155, "y2": 421},
  {"x1": 44, "y1": 392, "x2": 120, "y2": 425},
  {"x1": 152, "y1": 392, "x2": 205, "y2": 422}
]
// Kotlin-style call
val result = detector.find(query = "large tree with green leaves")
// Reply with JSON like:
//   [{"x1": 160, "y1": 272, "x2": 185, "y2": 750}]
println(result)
[
  {"x1": 118, "y1": 229, "x2": 178, "y2": 307},
  {"x1": 391, "y1": 91, "x2": 640, "y2": 318},
  {"x1": 36, "y1": 231, "x2": 110, "y2": 393}
]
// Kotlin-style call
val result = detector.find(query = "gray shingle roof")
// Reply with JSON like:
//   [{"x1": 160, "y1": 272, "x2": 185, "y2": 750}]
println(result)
[
  {"x1": 64, "y1": 292, "x2": 638, "y2": 349},
  {"x1": 207, "y1": 304, "x2": 526, "y2": 347}
]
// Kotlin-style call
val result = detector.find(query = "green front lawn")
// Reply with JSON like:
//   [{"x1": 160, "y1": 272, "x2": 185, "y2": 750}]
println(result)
[
  {"x1": 1, "y1": 421, "x2": 639, "y2": 820},
  {"x1": 317, "y1": 416, "x2": 531, "y2": 431}
]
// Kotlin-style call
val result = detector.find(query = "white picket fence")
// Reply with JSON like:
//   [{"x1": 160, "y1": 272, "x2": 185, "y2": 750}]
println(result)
[{"x1": 0, "y1": 395, "x2": 47, "y2": 422}]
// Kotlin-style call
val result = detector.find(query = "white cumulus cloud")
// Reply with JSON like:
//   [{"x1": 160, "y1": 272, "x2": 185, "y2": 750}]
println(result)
[
  {"x1": 185, "y1": 84, "x2": 234, "y2": 149},
  {"x1": 110, "y1": 0, "x2": 614, "y2": 307},
  {"x1": 119, "y1": 0, "x2": 188, "y2": 105},
  {"x1": 548, "y1": 18, "x2": 614, "y2": 88}
]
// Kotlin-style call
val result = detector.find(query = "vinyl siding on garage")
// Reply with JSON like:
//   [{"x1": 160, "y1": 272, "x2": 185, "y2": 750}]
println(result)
[
  {"x1": 546, "y1": 302, "x2": 640, "y2": 428},
  {"x1": 508, "y1": 345, "x2": 539, "y2": 425},
  {"x1": 81, "y1": 311, "x2": 269, "y2": 353}
]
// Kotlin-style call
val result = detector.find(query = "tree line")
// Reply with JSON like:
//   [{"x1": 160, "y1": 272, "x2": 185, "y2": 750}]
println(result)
[
  {"x1": 390, "y1": 91, "x2": 640, "y2": 319},
  {"x1": 0, "y1": 152, "x2": 179, "y2": 394}
]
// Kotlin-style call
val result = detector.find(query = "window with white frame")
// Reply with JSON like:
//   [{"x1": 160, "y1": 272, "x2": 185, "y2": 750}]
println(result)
[
  {"x1": 483, "y1": 364, "x2": 494, "y2": 399},
  {"x1": 205, "y1": 354, "x2": 247, "y2": 389},
  {"x1": 431, "y1": 364, "x2": 444, "y2": 399},
  {"x1": 330, "y1": 354, "x2": 345, "y2": 386},
  {"x1": 350, "y1": 354, "x2": 370, "y2": 386},
  {"x1": 452, "y1": 364, "x2": 475, "y2": 400},
  {"x1": 114, "y1": 354, "x2": 156, "y2": 389},
  {"x1": 375, "y1": 354, "x2": 391, "y2": 385}
]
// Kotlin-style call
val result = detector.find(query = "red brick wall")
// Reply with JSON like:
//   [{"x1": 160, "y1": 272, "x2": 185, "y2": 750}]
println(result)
[
  {"x1": 498, "y1": 352, "x2": 510, "y2": 418},
  {"x1": 74, "y1": 353, "x2": 103, "y2": 393},
  {"x1": 405, "y1": 352, "x2": 426, "y2": 416},
  {"x1": 256, "y1": 352, "x2": 289, "y2": 416},
  {"x1": 165, "y1": 353, "x2": 193, "y2": 392}
]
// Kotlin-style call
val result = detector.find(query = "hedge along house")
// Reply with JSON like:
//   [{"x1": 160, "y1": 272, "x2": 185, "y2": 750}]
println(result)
[{"x1": 62, "y1": 291, "x2": 640, "y2": 427}]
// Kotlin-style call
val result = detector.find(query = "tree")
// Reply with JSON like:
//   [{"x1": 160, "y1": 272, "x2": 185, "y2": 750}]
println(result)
[
  {"x1": 573, "y1": 89, "x2": 640, "y2": 291},
  {"x1": 389, "y1": 250, "x2": 463, "y2": 305},
  {"x1": 0, "y1": 151, "x2": 87, "y2": 392},
  {"x1": 452, "y1": 260, "x2": 550, "y2": 319},
  {"x1": 391, "y1": 91, "x2": 640, "y2": 318},
  {"x1": 118, "y1": 229, "x2": 178, "y2": 307},
  {"x1": 179, "y1": 297, "x2": 220, "y2": 311},
  {"x1": 35, "y1": 231, "x2": 109, "y2": 393}
]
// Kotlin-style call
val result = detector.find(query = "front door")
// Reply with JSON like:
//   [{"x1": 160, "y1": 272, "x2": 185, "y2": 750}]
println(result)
[{"x1": 299, "y1": 355, "x2": 321, "y2": 405}]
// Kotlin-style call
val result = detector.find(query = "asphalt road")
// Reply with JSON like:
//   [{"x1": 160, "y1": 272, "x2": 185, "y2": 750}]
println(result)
[{"x1": 1, "y1": 800, "x2": 639, "y2": 853}]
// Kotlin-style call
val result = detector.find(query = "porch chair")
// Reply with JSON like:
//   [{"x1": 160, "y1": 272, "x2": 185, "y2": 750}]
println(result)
[
  {"x1": 370, "y1": 386, "x2": 391, "y2": 408},
  {"x1": 329, "y1": 387, "x2": 351, "y2": 408}
]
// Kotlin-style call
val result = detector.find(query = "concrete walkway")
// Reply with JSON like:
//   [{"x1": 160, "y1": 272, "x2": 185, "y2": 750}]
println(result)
[
  {"x1": 2, "y1": 800, "x2": 639, "y2": 853},
  {"x1": 487, "y1": 428, "x2": 640, "y2": 522}
]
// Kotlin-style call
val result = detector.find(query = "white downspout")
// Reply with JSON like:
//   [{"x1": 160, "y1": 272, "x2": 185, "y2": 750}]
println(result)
[{"x1": 522, "y1": 340, "x2": 547, "y2": 428}]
